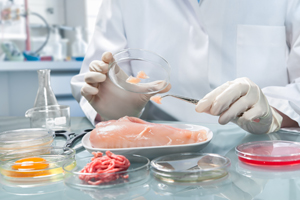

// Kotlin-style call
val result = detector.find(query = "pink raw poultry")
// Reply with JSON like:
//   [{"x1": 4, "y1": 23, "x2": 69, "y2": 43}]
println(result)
[{"x1": 90, "y1": 116, "x2": 207, "y2": 148}]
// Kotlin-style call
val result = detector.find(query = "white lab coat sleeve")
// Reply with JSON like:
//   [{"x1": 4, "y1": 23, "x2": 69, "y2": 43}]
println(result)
[
  {"x1": 70, "y1": 0, "x2": 127, "y2": 126},
  {"x1": 262, "y1": 0, "x2": 300, "y2": 126}
]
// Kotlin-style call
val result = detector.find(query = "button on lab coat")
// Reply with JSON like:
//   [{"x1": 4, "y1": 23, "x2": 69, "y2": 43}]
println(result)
[{"x1": 71, "y1": 0, "x2": 300, "y2": 126}]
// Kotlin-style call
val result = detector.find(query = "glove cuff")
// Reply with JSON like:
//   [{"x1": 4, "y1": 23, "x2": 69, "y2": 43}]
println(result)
[{"x1": 266, "y1": 107, "x2": 283, "y2": 133}]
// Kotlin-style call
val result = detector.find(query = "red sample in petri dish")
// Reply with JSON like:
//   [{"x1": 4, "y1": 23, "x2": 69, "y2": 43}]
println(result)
[{"x1": 235, "y1": 140, "x2": 300, "y2": 166}]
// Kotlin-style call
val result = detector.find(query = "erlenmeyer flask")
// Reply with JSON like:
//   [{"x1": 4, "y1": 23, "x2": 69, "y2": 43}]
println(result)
[{"x1": 34, "y1": 69, "x2": 58, "y2": 107}]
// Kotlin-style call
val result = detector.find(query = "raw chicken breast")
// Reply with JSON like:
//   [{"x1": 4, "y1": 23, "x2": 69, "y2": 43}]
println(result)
[{"x1": 89, "y1": 116, "x2": 207, "y2": 148}]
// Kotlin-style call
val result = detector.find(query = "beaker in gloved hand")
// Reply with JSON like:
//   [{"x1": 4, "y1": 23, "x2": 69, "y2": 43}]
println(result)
[{"x1": 34, "y1": 69, "x2": 58, "y2": 107}]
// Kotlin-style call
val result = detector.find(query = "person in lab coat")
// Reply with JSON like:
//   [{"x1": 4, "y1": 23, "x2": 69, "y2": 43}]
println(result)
[{"x1": 71, "y1": 0, "x2": 300, "y2": 134}]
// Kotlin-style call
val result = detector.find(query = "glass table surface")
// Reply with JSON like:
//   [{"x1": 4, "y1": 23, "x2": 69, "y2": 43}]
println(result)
[{"x1": 1, "y1": 117, "x2": 300, "y2": 200}]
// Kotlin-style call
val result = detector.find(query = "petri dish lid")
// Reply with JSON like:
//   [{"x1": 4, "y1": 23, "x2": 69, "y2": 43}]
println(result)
[
  {"x1": 0, "y1": 129, "x2": 55, "y2": 154},
  {"x1": 235, "y1": 140, "x2": 300, "y2": 166},
  {"x1": 151, "y1": 153, "x2": 230, "y2": 183},
  {"x1": 108, "y1": 49, "x2": 171, "y2": 94}
]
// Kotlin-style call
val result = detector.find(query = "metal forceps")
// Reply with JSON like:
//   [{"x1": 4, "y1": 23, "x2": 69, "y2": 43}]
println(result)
[
  {"x1": 55, "y1": 129, "x2": 93, "y2": 151},
  {"x1": 160, "y1": 94, "x2": 199, "y2": 105}
]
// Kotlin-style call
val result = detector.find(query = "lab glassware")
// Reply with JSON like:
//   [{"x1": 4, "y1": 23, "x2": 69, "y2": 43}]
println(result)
[
  {"x1": 52, "y1": 27, "x2": 63, "y2": 61},
  {"x1": 63, "y1": 154, "x2": 149, "y2": 189},
  {"x1": 236, "y1": 140, "x2": 300, "y2": 166},
  {"x1": 0, "y1": 146, "x2": 75, "y2": 181},
  {"x1": 25, "y1": 105, "x2": 71, "y2": 131},
  {"x1": 151, "y1": 153, "x2": 230, "y2": 183},
  {"x1": 0, "y1": 128, "x2": 55, "y2": 155},
  {"x1": 71, "y1": 26, "x2": 87, "y2": 60},
  {"x1": 108, "y1": 49, "x2": 171, "y2": 94},
  {"x1": 34, "y1": 69, "x2": 58, "y2": 107}
]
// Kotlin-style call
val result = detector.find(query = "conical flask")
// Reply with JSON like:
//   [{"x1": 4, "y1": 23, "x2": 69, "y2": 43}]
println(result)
[{"x1": 33, "y1": 69, "x2": 58, "y2": 107}]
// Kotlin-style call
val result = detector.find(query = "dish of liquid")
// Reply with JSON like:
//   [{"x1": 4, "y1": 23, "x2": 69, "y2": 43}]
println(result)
[
  {"x1": 1, "y1": 155, "x2": 75, "y2": 178},
  {"x1": 236, "y1": 140, "x2": 300, "y2": 166},
  {"x1": 0, "y1": 146, "x2": 75, "y2": 180},
  {"x1": 151, "y1": 153, "x2": 230, "y2": 183}
]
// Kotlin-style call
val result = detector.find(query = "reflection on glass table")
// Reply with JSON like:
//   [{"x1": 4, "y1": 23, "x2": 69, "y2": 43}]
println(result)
[{"x1": 1, "y1": 117, "x2": 300, "y2": 200}]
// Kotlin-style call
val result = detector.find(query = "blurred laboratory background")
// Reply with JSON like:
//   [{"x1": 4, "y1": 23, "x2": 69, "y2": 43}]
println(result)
[{"x1": 0, "y1": 0, "x2": 102, "y2": 117}]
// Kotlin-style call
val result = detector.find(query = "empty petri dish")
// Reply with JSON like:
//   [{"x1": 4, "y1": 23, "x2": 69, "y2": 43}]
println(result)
[
  {"x1": 63, "y1": 154, "x2": 150, "y2": 189},
  {"x1": 108, "y1": 49, "x2": 171, "y2": 94},
  {"x1": 151, "y1": 153, "x2": 231, "y2": 183},
  {"x1": 0, "y1": 128, "x2": 55, "y2": 155},
  {"x1": 0, "y1": 146, "x2": 75, "y2": 183},
  {"x1": 235, "y1": 140, "x2": 300, "y2": 166}
]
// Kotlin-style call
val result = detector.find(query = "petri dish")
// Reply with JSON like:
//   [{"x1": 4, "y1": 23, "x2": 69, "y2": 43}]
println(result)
[
  {"x1": 63, "y1": 154, "x2": 150, "y2": 189},
  {"x1": 0, "y1": 146, "x2": 76, "y2": 183},
  {"x1": 151, "y1": 153, "x2": 231, "y2": 183},
  {"x1": 0, "y1": 128, "x2": 55, "y2": 155},
  {"x1": 235, "y1": 140, "x2": 300, "y2": 166},
  {"x1": 108, "y1": 49, "x2": 171, "y2": 94}
]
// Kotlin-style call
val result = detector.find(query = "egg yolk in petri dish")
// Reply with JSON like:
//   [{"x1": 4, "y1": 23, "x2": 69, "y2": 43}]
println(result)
[
  {"x1": 12, "y1": 157, "x2": 49, "y2": 170},
  {"x1": 2, "y1": 157, "x2": 51, "y2": 178}
]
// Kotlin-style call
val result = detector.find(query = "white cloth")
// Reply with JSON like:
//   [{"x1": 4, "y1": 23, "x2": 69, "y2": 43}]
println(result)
[{"x1": 71, "y1": 0, "x2": 300, "y2": 126}]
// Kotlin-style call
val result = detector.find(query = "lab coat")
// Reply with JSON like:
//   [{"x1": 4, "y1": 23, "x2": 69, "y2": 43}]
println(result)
[{"x1": 71, "y1": 0, "x2": 300, "y2": 126}]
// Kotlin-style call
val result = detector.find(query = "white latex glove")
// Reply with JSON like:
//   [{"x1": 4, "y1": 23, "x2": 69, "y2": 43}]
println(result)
[
  {"x1": 195, "y1": 77, "x2": 283, "y2": 134},
  {"x1": 81, "y1": 52, "x2": 171, "y2": 121}
]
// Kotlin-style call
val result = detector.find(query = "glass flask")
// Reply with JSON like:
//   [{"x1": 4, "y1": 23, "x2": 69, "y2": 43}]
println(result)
[{"x1": 34, "y1": 69, "x2": 58, "y2": 107}]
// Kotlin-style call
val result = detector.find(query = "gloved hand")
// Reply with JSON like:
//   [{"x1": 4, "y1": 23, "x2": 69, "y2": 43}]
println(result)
[
  {"x1": 81, "y1": 52, "x2": 171, "y2": 121},
  {"x1": 195, "y1": 77, "x2": 283, "y2": 134}
]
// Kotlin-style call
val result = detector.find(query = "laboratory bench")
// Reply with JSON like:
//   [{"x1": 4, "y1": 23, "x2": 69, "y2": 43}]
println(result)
[
  {"x1": 0, "y1": 61, "x2": 84, "y2": 117},
  {"x1": 1, "y1": 116, "x2": 300, "y2": 200}
]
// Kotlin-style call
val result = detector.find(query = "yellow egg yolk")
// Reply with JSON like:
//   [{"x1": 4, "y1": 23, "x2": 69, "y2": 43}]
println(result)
[{"x1": 12, "y1": 157, "x2": 49, "y2": 171}]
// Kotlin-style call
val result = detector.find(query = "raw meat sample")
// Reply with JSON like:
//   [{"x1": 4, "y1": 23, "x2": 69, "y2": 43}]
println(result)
[
  {"x1": 79, "y1": 151, "x2": 130, "y2": 185},
  {"x1": 89, "y1": 116, "x2": 207, "y2": 148},
  {"x1": 125, "y1": 71, "x2": 149, "y2": 84},
  {"x1": 150, "y1": 95, "x2": 162, "y2": 104},
  {"x1": 136, "y1": 71, "x2": 149, "y2": 79},
  {"x1": 126, "y1": 76, "x2": 141, "y2": 84}
]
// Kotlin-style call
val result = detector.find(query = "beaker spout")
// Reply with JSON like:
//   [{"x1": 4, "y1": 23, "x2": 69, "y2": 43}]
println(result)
[{"x1": 25, "y1": 108, "x2": 33, "y2": 118}]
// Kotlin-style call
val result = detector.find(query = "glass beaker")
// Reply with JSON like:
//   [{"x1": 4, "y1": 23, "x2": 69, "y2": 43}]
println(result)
[
  {"x1": 34, "y1": 69, "x2": 58, "y2": 107},
  {"x1": 25, "y1": 105, "x2": 71, "y2": 131}
]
